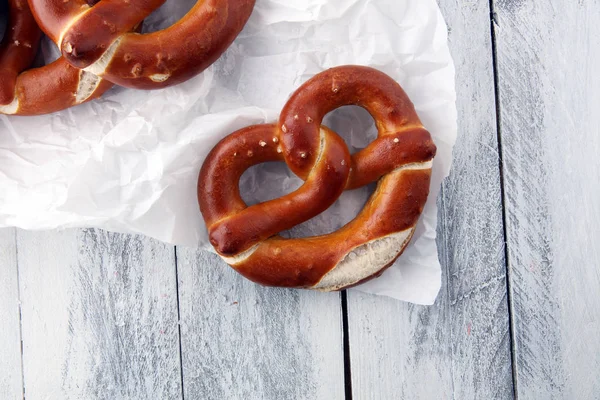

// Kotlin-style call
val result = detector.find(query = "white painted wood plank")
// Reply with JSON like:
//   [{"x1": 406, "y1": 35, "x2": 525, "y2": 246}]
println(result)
[
  {"x1": 494, "y1": 1, "x2": 600, "y2": 398},
  {"x1": 176, "y1": 249, "x2": 345, "y2": 400},
  {"x1": 17, "y1": 229, "x2": 182, "y2": 400},
  {"x1": 348, "y1": 1, "x2": 513, "y2": 398},
  {"x1": 0, "y1": 229, "x2": 23, "y2": 400}
]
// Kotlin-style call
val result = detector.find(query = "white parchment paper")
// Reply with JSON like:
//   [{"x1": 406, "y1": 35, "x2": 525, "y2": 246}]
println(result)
[{"x1": 0, "y1": 0, "x2": 456, "y2": 304}]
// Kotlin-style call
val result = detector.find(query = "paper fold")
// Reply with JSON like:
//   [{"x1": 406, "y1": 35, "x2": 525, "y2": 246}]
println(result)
[{"x1": 0, "y1": 0, "x2": 457, "y2": 304}]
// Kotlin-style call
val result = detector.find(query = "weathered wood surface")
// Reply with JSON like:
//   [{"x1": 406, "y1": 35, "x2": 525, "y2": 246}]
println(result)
[
  {"x1": 0, "y1": 229, "x2": 23, "y2": 400},
  {"x1": 2, "y1": 0, "x2": 600, "y2": 399},
  {"x1": 16, "y1": 230, "x2": 182, "y2": 399},
  {"x1": 494, "y1": 0, "x2": 600, "y2": 398},
  {"x1": 175, "y1": 248, "x2": 345, "y2": 400},
  {"x1": 347, "y1": 1, "x2": 513, "y2": 398}
]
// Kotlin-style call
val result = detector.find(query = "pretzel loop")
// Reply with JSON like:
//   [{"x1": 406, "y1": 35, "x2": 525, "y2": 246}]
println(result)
[
  {"x1": 1, "y1": 0, "x2": 112, "y2": 115},
  {"x1": 278, "y1": 66, "x2": 423, "y2": 181},
  {"x1": 201, "y1": 124, "x2": 351, "y2": 256},
  {"x1": 198, "y1": 66, "x2": 437, "y2": 291},
  {"x1": 28, "y1": 0, "x2": 256, "y2": 89}
]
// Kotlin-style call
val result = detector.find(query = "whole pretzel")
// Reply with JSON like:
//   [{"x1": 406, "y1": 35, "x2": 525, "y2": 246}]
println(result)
[
  {"x1": 198, "y1": 66, "x2": 437, "y2": 291},
  {"x1": 0, "y1": 0, "x2": 112, "y2": 115},
  {"x1": 27, "y1": 0, "x2": 256, "y2": 89}
]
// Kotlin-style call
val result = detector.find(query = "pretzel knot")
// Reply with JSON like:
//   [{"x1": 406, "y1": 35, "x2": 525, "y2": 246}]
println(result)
[
  {"x1": 28, "y1": 0, "x2": 256, "y2": 89},
  {"x1": 198, "y1": 66, "x2": 437, "y2": 291}
]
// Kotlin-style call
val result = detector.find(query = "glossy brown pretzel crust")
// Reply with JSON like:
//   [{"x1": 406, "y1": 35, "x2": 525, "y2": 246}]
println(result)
[
  {"x1": 27, "y1": 0, "x2": 256, "y2": 89},
  {"x1": 198, "y1": 66, "x2": 437, "y2": 291},
  {"x1": 0, "y1": 0, "x2": 111, "y2": 115}
]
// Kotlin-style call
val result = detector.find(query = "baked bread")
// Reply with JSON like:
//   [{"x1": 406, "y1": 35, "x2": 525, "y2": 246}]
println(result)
[{"x1": 198, "y1": 65, "x2": 437, "y2": 291}]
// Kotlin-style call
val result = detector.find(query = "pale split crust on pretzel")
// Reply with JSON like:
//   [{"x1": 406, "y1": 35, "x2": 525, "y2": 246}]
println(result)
[
  {"x1": 0, "y1": 0, "x2": 111, "y2": 115},
  {"x1": 0, "y1": 61, "x2": 111, "y2": 115},
  {"x1": 199, "y1": 66, "x2": 438, "y2": 291},
  {"x1": 27, "y1": 0, "x2": 256, "y2": 89},
  {"x1": 223, "y1": 161, "x2": 434, "y2": 292}
]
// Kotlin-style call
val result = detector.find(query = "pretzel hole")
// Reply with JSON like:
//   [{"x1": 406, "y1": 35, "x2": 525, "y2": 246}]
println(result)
[
  {"x1": 36, "y1": 38, "x2": 62, "y2": 66},
  {"x1": 286, "y1": 184, "x2": 376, "y2": 238},
  {"x1": 239, "y1": 160, "x2": 375, "y2": 238},
  {"x1": 139, "y1": 0, "x2": 196, "y2": 33},
  {"x1": 0, "y1": 6, "x2": 6, "y2": 41},
  {"x1": 240, "y1": 162, "x2": 301, "y2": 205},
  {"x1": 0, "y1": 8, "x2": 60, "y2": 69},
  {"x1": 323, "y1": 106, "x2": 378, "y2": 153}
]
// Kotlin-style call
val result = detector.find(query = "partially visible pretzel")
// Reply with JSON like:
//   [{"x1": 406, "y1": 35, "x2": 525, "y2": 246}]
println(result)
[
  {"x1": 0, "y1": 0, "x2": 112, "y2": 115},
  {"x1": 198, "y1": 66, "x2": 437, "y2": 291},
  {"x1": 27, "y1": 0, "x2": 256, "y2": 89}
]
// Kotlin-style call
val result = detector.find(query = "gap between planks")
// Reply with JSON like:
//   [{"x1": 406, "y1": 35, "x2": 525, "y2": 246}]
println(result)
[
  {"x1": 173, "y1": 246, "x2": 186, "y2": 400},
  {"x1": 0, "y1": 229, "x2": 24, "y2": 400},
  {"x1": 488, "y1": 0, "x2": 519, "y2": 398},
  {"x1": 494, "y1": 0, "x2": 600, "y2": 398}
]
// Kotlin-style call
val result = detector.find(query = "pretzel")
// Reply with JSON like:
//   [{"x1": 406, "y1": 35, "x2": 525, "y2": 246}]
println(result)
[
  {"x1": 198, "y1": 66, "x2": 437, "y2": 291},
  {"x1": 1, "y1": 0, "x2": 112, "y2": 115},
  {"x1": 27, "y1": 0, "x2": 256, "y2": 89}
]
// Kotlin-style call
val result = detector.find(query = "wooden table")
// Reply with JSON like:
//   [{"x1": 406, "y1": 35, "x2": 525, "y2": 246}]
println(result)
[{"x1": 1, "y1": 1, "x2": 599, "y2": 399}]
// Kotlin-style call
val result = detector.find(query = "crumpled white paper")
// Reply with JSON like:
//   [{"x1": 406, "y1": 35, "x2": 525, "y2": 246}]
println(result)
[{"x1": 0, "y1": 0, "x2": 456, "y2": 304}]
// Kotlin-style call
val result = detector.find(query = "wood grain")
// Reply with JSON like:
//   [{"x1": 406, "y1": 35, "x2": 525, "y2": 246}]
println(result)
[
  {"x1": 494, "y1": 0, "x2": 600, "y2": 398},
  {"x1": 1, "y1": 1, "x2": 597, "y2": 399},
  {"x1": 16, "y1": 229, "x2": 183, "y2": 400},
  {"x1": 347, "y1": 1, "x2": 514, "y2": 398},
  {"x1": 176, "y1": 248, "x2": 345, "y2": 400},
  {"x1": 0, "y1": 229, "x2": 23, "y2": 400}
]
